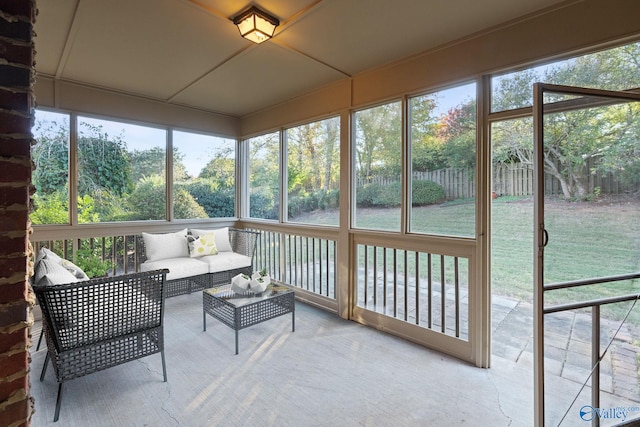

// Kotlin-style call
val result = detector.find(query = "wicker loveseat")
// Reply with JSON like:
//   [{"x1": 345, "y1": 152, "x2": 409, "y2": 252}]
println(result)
[
  {"x1": 137, "y1": 227, "x2": 259, "y2": 297},
  {"x1": 33, "y1": 269, "x2": 169, "y2": 422}
]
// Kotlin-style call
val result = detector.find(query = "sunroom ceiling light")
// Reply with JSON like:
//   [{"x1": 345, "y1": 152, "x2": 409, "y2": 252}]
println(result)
[{"x1": 232, "y1": 6, "x2": 279, "y2": 44}]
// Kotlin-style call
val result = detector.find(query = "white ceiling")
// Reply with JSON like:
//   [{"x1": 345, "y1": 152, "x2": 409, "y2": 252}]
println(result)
[{"x1": 34, "y1": 0, "x2": 568, "y2": 118}]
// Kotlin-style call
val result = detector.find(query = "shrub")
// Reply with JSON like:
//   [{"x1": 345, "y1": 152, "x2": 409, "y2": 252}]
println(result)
[
  {"x1": 250, "y1": 192, "x2": 278, "y2": 219},
  {"x1": 74, "y1": 248, "x2": 114, "y2": 278},
  {"x1": 412, "y1": 180, "x2": 445, "y2": 206},
  {"x1": 356, "y1": 180, "x2": 445, "y2": 208},
  {"x1": 180, "y1": 180, "x2": 235, "y2": 218},
  {"x1": 129, "y1": 175, "x2": 207, "y2": 220}
]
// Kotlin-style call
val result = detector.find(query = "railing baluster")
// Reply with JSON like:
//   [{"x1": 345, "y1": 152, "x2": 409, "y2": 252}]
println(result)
[
  {"x1": 317, "y1": 239, "x2": 322, "y2": 295},
  {"x1": 393, "y1": 249, "x2": 397, "y2": 318},
  {"x1": 364, "y1": 245, "x2": 368, "y2": 307},
  {"x1": 592, "y1": 306, "x2": 600, "y2": 427},
  {"x1": 383, "y1": 248, "x2": 388, "y2": 314},
  {"x1": 428, "y1": 253, "x2": 432, "y2": 329},
  {"x1": 415, "y1": 252, "x2": 419, "y2": 325},
  {"x1": 404, "y1": 250, "x2": 408, "y2": 322},
  {"x1": 440, "y1": 255, "x2": 445, "y2": 334},
  {"x1": 373, "y1": 247, "x2": 378, "y2": 308},
  {"x1": 455, "y1": 256, "x2": 460, "y2": 338}
]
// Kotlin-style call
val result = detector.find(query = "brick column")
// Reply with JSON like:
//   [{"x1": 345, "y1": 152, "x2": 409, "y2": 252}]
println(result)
[{"x1": 0, "y1": 1, "x2": 36, "y2": 426}]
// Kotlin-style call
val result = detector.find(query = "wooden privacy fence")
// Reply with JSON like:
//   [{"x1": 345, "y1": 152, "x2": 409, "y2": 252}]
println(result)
[{"x1": 358, "y1": 162, "x2": 637, "y2": 199}]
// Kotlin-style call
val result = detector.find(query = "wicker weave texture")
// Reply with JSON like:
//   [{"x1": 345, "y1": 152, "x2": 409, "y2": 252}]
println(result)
[
  {"x1": 137, "y1": 228, "x2": 259, "y2": 297},
  {"x1": 202, "y1": 286, "x2": 294, "y2": 332},
  {"x1": 35, "y1": 269, "x2": 168, "y2": 383}
]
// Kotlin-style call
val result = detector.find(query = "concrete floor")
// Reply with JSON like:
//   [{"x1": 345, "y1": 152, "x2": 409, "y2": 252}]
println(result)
[{"x1": 29, "y1": 293, "x2": 640, "y2": 426}]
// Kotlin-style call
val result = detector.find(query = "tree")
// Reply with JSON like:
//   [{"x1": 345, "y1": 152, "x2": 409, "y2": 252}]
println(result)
[
  {"x1": 32, "y1": 118, "x2": 69, "y2": 195},
  {"x1": 128, "y1": 147, "x2": 189, "y2": 182},
  {"x1": 411, "y1": 96, "x2": 446, "y2": 172},
  {"x1": 439, "y1": 101, "x2": 476, "y2": 171},
  {"x1": 77, "y1": 123, "x2": 132, "y2": 196},
  {"x1": 492, "y1": 42, "x2": 640, "y2": 198},
  {"x1": 179, "y1": 180, "x2": 234, "y2": 218},
  {"x1": 128, "y1": 175, "x2": 207, "y2": 220},
  {"x1": 199, "y1": 147, "x2": 235, "y2": 188},
  {"x1": 355, "y1": 102, "x2": 402, "y2": 178},
  {"x1": 249, "y1": 133, "x2": 280, "y2": 218}
]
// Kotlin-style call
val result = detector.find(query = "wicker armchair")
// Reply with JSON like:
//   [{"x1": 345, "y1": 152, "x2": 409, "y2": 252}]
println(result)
[{"x1": 33, "y1": 269, "x2": 169, "y2": 422}]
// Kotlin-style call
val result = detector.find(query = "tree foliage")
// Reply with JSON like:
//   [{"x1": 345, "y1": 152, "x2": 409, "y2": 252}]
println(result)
[
  {"x1": 77, "y1": 124, "x2": 132, "y2": 196},
  {"x1": 492, "y1": 42, "x2": 640, "y2": 198}
]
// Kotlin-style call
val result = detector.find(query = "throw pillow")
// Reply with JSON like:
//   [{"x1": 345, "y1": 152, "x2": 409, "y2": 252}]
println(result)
[
  {"x1": 60, "y1": 259, "x2": 90, "y2": 280},
  {"x1": 36, "y1": 247, "x2": 62, "y2": 265},
  {"x1": 34, "y1": 258, "x2": 80, "y2": 287},
  {"x1": 35, "y1": 247, "x2": 89, "y2": 280},
  {"x1": 190, "y1": 227, "x2": 232, "y2": 252},
  {"x1": 188, "y1": 233, "x2": 218, "y2": 258},
  {"x1": 142, "y1": 229, "x2": 189, "y2": 261}
]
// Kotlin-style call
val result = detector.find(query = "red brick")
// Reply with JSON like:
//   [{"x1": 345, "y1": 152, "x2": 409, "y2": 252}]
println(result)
[
  {"x1": 0, "y1": 17, "x2": 31, "y2": 45},
  {"x1": 0, "y1": 160, "x2": 31, "y2": 182},
  {"x1": 0, "y1": 303, "x2": 27, "y2": 329},
  {"x1": 0, "y1": 374, "x2": 28, "y2": 403},
  {"x1": 0, "y1": 1, "x2": 34, "y2": 19},
  {"x1": 0, "y1": 110, "x2": 32, "y2": 134},
  {"x1": 0, "y1": 234, "x2": 29, "y2": 253},
  {"x1": 0, "y1": 137, "x2": 32, "y2": 157},
  {"x1": 0, "y1": 281, "x2": 28, "y2": 304},
  {"x1": 0, "y1": 186, "x2": 30, "y2": 207},
  {"x1": 0, "y1": 255, "x2": 27, "y2": 274},
  {"x1": 0, "y1": 328, "x2": 28, "y2": 358},
  {"x1": 0, "y1": 88, "x2": 31, "y2": 112},
  {"x1": 0, "y1": 399, "x2": 31, "y2": 427},
  {"x1": 0, "y1": 350, "x2": 28, "y2": 378},
  {"x1": 0, "y1": 39, "x2": 32, "y2": 67}
]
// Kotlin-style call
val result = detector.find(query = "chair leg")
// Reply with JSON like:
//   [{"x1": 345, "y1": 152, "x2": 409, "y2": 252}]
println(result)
[
  {"x1": 161, "y1": 349, "x2": 167, "y2": 382},
  {"x1": 40, "y1": 352, "x2": 49, "y2": 381},
  {"x1": 53, "y1": 382, "x2": 63, "y2": 422},
  {"x1": 36, "y1": 329, "x2": 44, "y2": 351}
]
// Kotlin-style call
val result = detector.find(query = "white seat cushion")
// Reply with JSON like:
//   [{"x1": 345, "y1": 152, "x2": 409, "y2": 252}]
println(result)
[
  {"x1": 140, "y1": 257, "x2": 209, "y2": 281},
  {"x1": 197, "y1": 252, "x2": 252, "y2": 274}
]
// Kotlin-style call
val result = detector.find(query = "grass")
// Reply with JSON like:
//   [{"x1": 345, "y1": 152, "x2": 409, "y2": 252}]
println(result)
[{"x1": 295, "y1": 196, "x2": 640, "y2": 324}]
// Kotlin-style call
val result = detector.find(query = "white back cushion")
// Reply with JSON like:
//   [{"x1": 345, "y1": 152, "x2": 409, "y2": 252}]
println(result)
[{"x1": 142, "y1": 229, "x2": 189, "y2": 261}]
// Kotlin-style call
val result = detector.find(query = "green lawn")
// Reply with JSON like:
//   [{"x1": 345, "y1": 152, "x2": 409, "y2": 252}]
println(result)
[{"x1": 296, "y1": 196, "x2": 640, "y2": 323}]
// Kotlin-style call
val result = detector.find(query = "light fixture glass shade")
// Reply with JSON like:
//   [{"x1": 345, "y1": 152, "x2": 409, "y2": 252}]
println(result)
[{"x1": 233, "y1": 6, "x2": 279, "y2": 44}]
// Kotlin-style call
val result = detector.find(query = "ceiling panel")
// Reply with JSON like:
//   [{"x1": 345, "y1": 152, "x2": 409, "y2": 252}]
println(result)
[
  {"x1": 33, "y1": 0, "x2": 571, "y2": 117},
  {"x1": 33, "y1": 0, "x2": 79, "y2": 76},
  {"x1": 172, "y1": 42, "x2": 346, "y2": 116},
  {"x1": 59, "y1": 0, "x2": 246, "y2": 99},
  {"x1": 275, "y1": 0, "x2": 568, "y2": 76}
]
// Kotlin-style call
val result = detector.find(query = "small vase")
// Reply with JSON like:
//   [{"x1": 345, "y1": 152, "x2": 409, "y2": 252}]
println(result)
[
  {"x1": 250, "y1": 272, "x2": 270, "y2": 294},
  {"x1": 231, "y1": 273, "x2": 251, "y2": 294}
]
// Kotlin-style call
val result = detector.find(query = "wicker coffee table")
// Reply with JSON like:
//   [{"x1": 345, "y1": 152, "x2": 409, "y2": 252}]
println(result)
[{"x1": 202, "y1": 283, "x2": 295, "y2": 354}]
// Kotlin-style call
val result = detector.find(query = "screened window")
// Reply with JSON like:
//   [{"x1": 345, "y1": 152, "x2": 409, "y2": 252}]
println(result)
[
  {"x1": 173, "y1": 131, "x2": 235, "y2": 219},
  {"x1": 286, "y1": 117, "x2": 340, "y2": 226},
  {"x1": 491, "y1": 41, "x2": 640, "y2": 112},
  {"x1": 247, "y1": 132, "x2": 280, "y2": 220},
  {"x1": 353, "y1": 101, "x2": 402, "y2": 231},
  {"x1": 77, "y1": 116, "x2": 167, "y2": 222},
  {"x1": 409, "y1": 83, "x2": 477, "y2": 237},
  {"x1": 489, "y1": 40, "x2": 640, "y2": 311},
  {"x1": 31, "y1": 110, "x2": 70, "y2": 225}
]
